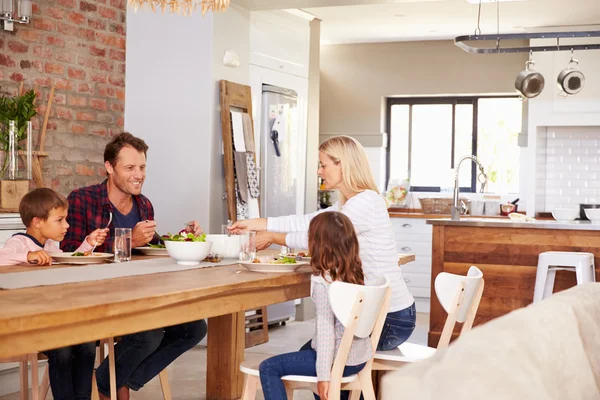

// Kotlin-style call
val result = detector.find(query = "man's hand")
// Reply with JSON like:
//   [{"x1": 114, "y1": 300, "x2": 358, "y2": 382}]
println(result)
[
  {"x1": 184, "y1": 220, "x2": 203, "y2": 236},
  {"x1": 132, "y1": 220, "x2": 157, "y2": 248},
  {"x1": 256, "y1": 231, "x2": 274, "y2": 251},
  {"x1": 27, "y1": 250, "x2": 52, "y2": 266},
  {"x1": 317, "y1": 381, "x2": 330, "y2": 400}
]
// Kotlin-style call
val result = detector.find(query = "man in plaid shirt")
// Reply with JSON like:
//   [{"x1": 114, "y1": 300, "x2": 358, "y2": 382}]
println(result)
[{"x1": 61, "y1": 132, "x2": 206, "y2": 400}]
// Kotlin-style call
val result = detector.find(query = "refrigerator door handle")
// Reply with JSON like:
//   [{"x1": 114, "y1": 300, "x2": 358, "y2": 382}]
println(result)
[{"x1": 270, "y1": 130, "x2": 281, "y2": 157}]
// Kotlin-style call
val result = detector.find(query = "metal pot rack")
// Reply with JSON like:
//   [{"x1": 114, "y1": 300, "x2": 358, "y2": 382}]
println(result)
[{"x1": 455, "y1": 31, "x2": 600, "y2": 54}]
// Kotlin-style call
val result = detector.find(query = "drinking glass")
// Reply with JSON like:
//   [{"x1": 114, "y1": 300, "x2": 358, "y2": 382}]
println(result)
[
  {"x1": 239, "y1": 231, "x2": 256, "y2": 261},
  {"x1": 114, "y1": 228, "x2": 132, "y2": 262}
]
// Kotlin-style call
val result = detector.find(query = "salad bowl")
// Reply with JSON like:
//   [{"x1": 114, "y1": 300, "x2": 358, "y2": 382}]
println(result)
[{"x1": 162, "y1": 231, "x2": 212, "y2": 266}]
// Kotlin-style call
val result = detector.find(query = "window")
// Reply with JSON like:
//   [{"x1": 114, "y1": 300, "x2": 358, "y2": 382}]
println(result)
[{"x1": 386, "y1": 96, "x2": 522, "y2": 193}]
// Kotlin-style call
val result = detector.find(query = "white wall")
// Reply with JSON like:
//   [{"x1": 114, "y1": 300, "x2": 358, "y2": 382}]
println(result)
[
  {"x1": 535, "y1": 126, "x2": 600, "y2": 212},
  {"x1": 209, "y1": 5, "x2": 251, "y2": 232},
  {"x1": 125, "y1": 9, "x2": 213, "y2": 234}
]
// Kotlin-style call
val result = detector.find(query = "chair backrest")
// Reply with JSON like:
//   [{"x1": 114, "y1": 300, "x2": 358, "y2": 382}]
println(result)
[
  {"x1": 435, "y1": 266, "x2": 484, "y2": 323},
  {"x1": 434, "y1": 266, "x2": 485, "y2": 349},
  {"x1": 329, "y1": 275, "x2": 390, "y2": 338},
  {"x1": 326, "y1": 275, "x2": 391, "y2": 397}
]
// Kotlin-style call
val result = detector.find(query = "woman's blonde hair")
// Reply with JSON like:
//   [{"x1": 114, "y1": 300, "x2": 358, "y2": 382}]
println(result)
[{"x1": 319, "y1": 135, "x2": 379, "y2": 205}]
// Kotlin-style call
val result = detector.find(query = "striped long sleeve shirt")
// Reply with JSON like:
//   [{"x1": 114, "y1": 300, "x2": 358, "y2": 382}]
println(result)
[{"x1": 267, "y1": 190, "x2": 414, "y2": 312}]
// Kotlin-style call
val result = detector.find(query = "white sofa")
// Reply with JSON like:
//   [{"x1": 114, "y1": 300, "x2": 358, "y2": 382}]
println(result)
[{"x1": 379, "y1": 283, "x2": 600, "y2": 400}]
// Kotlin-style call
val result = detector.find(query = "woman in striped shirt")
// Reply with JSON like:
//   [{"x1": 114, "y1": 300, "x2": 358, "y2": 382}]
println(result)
[
  {"x1": 230, "y1": 135, "x2": 416, "y2": 352},
  {"x1": 259, "y1": 211, "x2": 370, "y2": 400}
]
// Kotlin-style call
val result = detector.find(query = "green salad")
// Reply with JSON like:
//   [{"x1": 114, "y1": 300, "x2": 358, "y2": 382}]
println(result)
[
  {"x1": 148, "y1": 243, "x2": 166, "y2": 249},
  {"x1": 270, "y1": 256, "x2": 297, "y2": 264},
  {"x1": 161, "y1": 230, "x2": 206, "y2": 242}
]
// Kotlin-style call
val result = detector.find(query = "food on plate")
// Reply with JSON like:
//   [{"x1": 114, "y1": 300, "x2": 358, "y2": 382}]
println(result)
[
  {"x1": 71, "y1": 251, "x2": 103, "y2": 257},
  {"x1": 203, "y1": 254, "x2": 222, "y2": 262},
  {"x1": 148, "y1": 243, "x2": 166, "y2": 249},
  {"x1": 161, "y1": 230, "x2": 206, "y2": 243}
]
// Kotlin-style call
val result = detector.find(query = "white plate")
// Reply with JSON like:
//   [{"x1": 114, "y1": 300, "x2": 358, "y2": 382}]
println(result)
[
  {"x1": 134, "y1": 246, "x2": 168, "y2": 256},
  {"x1": 52, "y1": 252, "x2": 113, "y2": 264},
  {"x1": 240, "y1": 260, "x2": 309, "y2": 273}
]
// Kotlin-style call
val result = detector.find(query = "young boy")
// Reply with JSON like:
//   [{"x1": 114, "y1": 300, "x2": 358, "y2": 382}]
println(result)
[
  {"x1": 0, "y1": 187, "x2": 107, "y2": 265},
  {"x1": 0, "y1": 188, "x2": 108, "y2": 400}
]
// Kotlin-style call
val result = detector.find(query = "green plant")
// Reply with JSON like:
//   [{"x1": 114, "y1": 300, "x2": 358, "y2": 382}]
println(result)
[{"x1": 0, "y1": 89, "x2": 37, "y2": 175}]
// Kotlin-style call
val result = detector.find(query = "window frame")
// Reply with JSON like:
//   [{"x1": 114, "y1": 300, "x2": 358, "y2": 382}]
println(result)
[{"x1": 385, "y1": 95, "x2": 519, "y2": 193}]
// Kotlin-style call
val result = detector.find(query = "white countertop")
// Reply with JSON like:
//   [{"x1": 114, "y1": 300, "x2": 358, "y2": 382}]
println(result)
[
  {"x1": 426, "y1": 218, "x2": 600, "y2": 231},
  {"x1": 0, "y1": 213, "x2": 25, "y2": 230}
]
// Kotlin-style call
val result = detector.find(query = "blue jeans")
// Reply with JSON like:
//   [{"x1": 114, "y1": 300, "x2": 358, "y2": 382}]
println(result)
[
  {"x1": 96, "y1": 319, "x2": 207, "y2": 396},
  {"x1": 43, "y1": 342, "x2": 96, "y2": 400},
  {"x1": 377, "y1": 302, "x2": 416, "y2": 351},
  {"x1": 259, "y1": 343, "x2": 366, "y2": 400}
]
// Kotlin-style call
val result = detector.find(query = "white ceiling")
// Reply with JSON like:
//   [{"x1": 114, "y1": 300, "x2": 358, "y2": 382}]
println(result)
[{"x1": 233, "y1": 0, "x2": 600, "y2": 45}]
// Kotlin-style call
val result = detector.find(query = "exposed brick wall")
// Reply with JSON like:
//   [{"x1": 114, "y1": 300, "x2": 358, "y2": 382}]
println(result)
[{"x1": 0, "y1": 0, "x2": 126, "y2": 196}]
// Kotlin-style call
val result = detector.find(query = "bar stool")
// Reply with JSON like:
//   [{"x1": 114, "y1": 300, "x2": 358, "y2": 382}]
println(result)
[{"x1": 533, "y1": 251, "x2": 596, "y2": 303}]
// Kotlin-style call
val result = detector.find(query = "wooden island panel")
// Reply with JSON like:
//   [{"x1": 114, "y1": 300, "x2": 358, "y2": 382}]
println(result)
[{"x1": 429, "y1": 224, "x2": 600, "y2": 347}]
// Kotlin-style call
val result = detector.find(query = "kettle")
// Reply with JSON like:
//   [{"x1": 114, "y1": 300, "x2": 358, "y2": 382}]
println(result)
[{"x1": 515, "y1": 59, "x2": 545, "y2": 99}]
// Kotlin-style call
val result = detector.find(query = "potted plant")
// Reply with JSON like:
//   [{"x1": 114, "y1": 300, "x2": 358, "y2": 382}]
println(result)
[{"x1": 0, "y1": 89, "x2": 36, "y2": 178}]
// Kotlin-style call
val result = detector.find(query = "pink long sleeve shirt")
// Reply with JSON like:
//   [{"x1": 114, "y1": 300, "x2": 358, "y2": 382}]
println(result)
[{"x1": 0, "y1": 233, "x2": 92, "y2": 266}]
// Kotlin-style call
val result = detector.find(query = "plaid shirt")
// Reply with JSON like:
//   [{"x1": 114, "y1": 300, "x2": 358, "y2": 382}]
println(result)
[{"x1": 61, "y1": 180, "x2": 155, "y2": 253}]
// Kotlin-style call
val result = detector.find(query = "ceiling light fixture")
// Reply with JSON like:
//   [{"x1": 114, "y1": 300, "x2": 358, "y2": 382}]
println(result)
[{"x1": 128, "y1": 0, "x2": 230, "y2": 16}]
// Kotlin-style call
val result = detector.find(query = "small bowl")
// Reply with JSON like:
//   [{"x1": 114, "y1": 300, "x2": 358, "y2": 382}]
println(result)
[
  {"x1": 584, "y1": 208, "x2": 600, "y2": 224},
  {"x1": 551, "y1": 208, "x2": 579, "y2": 222},
  {"x1": 205, "y1": 234, "x2": 240, "y2": 259},
  {"x1": 165, "y1": 241, "x2": 213, "y2": 266}
]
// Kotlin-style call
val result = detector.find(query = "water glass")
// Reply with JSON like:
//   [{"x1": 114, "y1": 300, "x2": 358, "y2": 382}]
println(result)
[
  {"x1": 239, "y1": 231, "x2": 257, "y2": 261},
  {"x1": 114, "y1": 228, "x2": 132, "y2": 262}
]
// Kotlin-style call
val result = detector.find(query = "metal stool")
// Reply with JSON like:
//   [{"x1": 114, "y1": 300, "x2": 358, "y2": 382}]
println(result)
[{"x1": 533, "y1": 251, "x2": 596, "y2": 303}]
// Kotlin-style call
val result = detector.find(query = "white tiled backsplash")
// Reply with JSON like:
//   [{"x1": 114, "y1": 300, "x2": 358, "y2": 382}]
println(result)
[{"x1": 536, "y1": 126, "x2": 600, "y2": 212}]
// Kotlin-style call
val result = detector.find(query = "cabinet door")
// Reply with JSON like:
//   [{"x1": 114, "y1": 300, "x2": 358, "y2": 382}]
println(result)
[
  {"x1": 392, "y1": 218, "x2": 433, "y2": 298},
  {"x1": 250, "y1": 11, "x2": 310, "y2": 78},
  {"x1": 0, "y1": 229, "x2": 25, "y2": 247}
]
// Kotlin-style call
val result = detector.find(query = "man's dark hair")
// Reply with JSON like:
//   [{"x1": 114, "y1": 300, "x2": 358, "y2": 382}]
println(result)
[
  {"x1": 104, "y1": 132, "x2": 149, "y2": 166},
  {"x1": 19, "y1": 188, "x2": 68, "y2": 227}
]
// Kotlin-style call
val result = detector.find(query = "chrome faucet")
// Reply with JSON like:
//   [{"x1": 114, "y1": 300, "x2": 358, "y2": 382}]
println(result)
[{"x1": 451, "y1": 155, "x2": 488, "y2": 221}]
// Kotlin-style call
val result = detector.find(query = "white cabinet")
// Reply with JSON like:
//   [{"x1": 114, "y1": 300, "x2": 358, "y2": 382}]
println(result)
[
  {"x1": 0, "y1": 213, "x2": 25, "y2": 246},
  {"x1": 392, "y1": 218, "x2": 432, "y2": 300},
  {"x1": 250, "y1": 11, "x2": 310, "y2": 78}
]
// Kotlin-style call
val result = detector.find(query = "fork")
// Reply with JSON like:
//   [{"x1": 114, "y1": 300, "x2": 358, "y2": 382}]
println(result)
[{"x1": 91, "y1": 211, "x2": 113, "y2": 255}]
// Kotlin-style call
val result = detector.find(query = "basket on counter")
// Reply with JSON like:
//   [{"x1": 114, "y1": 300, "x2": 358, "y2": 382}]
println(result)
[{"x1": 419, "y1": 197, "x2": 467, "y2": 214}]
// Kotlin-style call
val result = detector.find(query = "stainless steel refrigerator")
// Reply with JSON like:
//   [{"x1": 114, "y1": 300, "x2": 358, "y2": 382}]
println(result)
[{"x1": 260, "y1": 84, "x2": 300, "y2": 324}]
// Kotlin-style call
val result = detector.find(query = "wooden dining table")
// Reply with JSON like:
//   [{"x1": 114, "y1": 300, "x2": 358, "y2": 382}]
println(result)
[
  {"x1": 0, "y1": 252, "x2": 415, "y2": 400},
  {"x1": 0, "y1": 255, "x2": 312, "y2": 400}
]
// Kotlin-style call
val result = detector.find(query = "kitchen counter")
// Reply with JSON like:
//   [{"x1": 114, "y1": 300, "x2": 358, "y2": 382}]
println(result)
[
  {"x1": 427, "y1": 218, "x2": 600, "y2": 347},
  {"x1": 427, "y1": 218, "x2": 600, "y2": 231}
]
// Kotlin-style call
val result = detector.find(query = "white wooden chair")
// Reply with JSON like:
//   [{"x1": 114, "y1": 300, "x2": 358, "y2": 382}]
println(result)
[
  {"x1": 373, "y1": 266, "x2": 484, "y2": 371},
  {"x1": 97, "y1": 337, "x2": 172, "y2": 400},
  {"x1": 0, "y1": 353, "x2": 50, "y2": 400},
  {"x1": 239, "y1": 275, "x2": 392, "y2": 400}
]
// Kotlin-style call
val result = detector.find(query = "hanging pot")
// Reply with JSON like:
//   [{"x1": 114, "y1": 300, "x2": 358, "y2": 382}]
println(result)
[
  {"x1": 557, "y1": 58, "x2": 585, "y2": 95},
  {"x1": 515, "y1": 60, "x2": 545, "y2": 99}
]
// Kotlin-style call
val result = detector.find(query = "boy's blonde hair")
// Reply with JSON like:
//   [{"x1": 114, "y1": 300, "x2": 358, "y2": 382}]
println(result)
[
  {"x1": 19, "y1": 188, "x2": 68, "y2": 227},
  {"x1": 319, "y1": 135, "x2": 379, "y2": 204}
]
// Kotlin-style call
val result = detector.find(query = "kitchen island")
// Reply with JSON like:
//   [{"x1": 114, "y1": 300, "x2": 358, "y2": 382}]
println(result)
[{"x1": 427, "y1": 218, "x2": 600, "y2": 347}]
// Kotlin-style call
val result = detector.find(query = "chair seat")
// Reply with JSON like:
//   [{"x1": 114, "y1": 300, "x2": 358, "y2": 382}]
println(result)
[
  {"x1": 240, "y1": 359, "x2": 358, "y2": 383},
  {"x1": 374, "y1": 342, "x2": 437, "y2": 362}
]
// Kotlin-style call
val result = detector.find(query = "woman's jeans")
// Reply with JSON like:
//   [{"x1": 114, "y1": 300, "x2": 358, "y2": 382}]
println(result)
[
  {"x1": 259, "y1": 343, "x2": 366, "y2": 400},
  {"x1": 44, "y1": 342, "x2": 96, "y2": 400},
  {"x1": 377, "y1": 302, "x2": 416, "y2": 351},
  {"x1": 96, "y1": 319, "x2": 207, "y2": 396}
]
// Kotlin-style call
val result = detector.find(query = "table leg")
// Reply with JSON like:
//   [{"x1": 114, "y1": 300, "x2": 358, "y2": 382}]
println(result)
[{"x1": 206, "y1": 312, "x2": 245, "y2": 400}]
